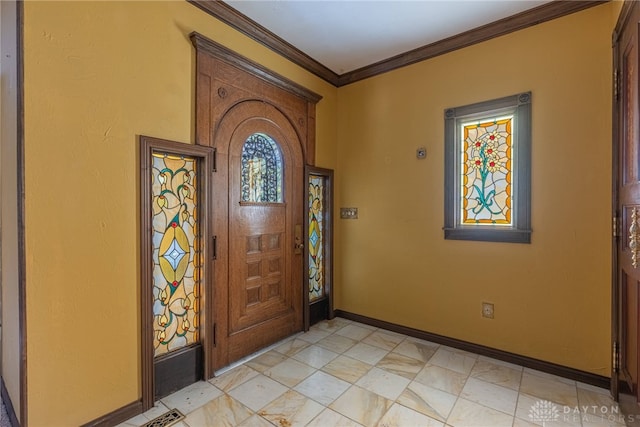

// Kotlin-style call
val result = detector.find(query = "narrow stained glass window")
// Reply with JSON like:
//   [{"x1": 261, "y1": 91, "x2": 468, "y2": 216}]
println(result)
[
  {"x1": 241, "y1": 133, "x2": 283, "y2": 203},
  {"x1": 462, "y1": 116, "x2": 513, "y2": 225},
  {"x1": 152, "y1": 153, "x2": 201, "y2": 357},
  {"x1": 308, "y1": 174, "x2": 325, "y2": 302}
]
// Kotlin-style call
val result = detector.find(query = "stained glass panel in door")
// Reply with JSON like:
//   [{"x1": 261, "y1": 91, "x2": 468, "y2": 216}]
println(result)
[
  {"x1": 308, "y1": 174, "x2": 325, "y2": 302},
  {"x1": 241, "y1": 133, "x2": 283, "y2": 203},
  {"x1": 151, "y1": 153, "x2": 201, "y2": 357}
]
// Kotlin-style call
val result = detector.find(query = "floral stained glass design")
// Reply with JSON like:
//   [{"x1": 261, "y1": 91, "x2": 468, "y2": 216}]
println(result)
[
  {"x1": 152, "y1": 153, "x2": 201, "y2": 357},
  {"x1": 462, "y1": 116, "x2": 513, "y2": 225},
  {"x1": 241, "y1": 133, "x2": 283, "y2": 203},
  {"x1": 308, "y1": 174, "x2": 325, "y2": 302}
]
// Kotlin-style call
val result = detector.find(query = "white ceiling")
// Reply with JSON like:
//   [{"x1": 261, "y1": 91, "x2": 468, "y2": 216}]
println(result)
[{"x1": 223, "y1": 0, "x2": 552, "y2": 74}]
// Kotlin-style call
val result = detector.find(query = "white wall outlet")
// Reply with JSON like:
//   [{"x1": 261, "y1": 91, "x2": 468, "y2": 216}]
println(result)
[{"x1": 482, "y1": 302, "x2": 494, "y2": 319}]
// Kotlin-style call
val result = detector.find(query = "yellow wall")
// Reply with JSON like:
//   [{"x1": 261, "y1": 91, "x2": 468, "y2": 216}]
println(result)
[
  {"x1": 20, "y1": 0, "x2": 620, "y2": 424},
  {"x1": 335, "y1": 3, "x2": 615, "y2": 375},
  {"x1": 22, "y1": 1, "x2": 337, "y2": 425},
  {"x1": 612, "y1": 0, "x2": 624, "y2": 29}
]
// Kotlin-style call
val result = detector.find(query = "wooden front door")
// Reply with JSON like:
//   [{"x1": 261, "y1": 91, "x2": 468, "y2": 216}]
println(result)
[
  {"x1": 214, "y1": 103, "x2": 304, "y2": 368},
  {"x1": 614, "y1": 1, "x2": 640, "y2": 408},
  {"x1": 192, "y1": 34, "x2": 321, "y2": 371}
]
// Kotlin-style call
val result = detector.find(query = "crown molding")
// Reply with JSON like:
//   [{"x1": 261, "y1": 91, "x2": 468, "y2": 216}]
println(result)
[
  {"x1": 188, "y1": 0, "x2": 608, "y2": 87},
  {"x1": 188, "y1": 0, "x2": 340, "y2": 85},
  {"x1": 338, "y1": 0, "x2": 608, "y2": 86}
]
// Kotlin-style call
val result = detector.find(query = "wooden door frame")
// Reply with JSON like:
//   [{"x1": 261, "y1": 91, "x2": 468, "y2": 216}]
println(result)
[
  {"x1": 612, "y1": 0, "x2": 640, "y2": 400},
  {"x1": 191, "y1": 32, "x2": 322, "y2": 371},
  {"x1": 190, "y1": 32, "x2": 322, "y2": 164},
  {"x1": 139, "y1": 135, "x2": 215, "y2": 410},
  {"x1": 612, "y1": 3, "x2": 622, "y2": 401}
]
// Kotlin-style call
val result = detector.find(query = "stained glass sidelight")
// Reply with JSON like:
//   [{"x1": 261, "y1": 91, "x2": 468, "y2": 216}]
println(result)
[
  {"x1": 152, "y1": 153, "x2": 201, "y2": 357},
  {"x1": 241, "y1": 133, "x2": 283, "y2": 203},
  {"x1": 308, "y1": 174, "x2": 325, "y2": 302},
  {"x1": 462, "y1": 117, "x2": 513, "y2": 225}
]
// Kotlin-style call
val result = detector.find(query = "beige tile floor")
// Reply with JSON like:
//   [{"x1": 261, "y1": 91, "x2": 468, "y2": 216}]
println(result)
[{"x1": 119, "y1": 318, "x2": 625, "y2": 427}]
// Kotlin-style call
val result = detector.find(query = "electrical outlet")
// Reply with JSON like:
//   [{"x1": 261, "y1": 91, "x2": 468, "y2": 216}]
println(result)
[{"x1": 482, "y1": 302, "x2": 494, "y2": 319}]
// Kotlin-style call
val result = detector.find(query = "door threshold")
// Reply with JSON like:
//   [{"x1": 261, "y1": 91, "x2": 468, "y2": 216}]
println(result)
[{"x1": 214, "y1": 331, "x2": 304, "y2": 377}]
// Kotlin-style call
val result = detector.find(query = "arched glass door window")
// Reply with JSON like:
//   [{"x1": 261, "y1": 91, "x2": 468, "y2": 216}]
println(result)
[{"x1": 241, "y1": 133, "x2": 283, "y2": 203}]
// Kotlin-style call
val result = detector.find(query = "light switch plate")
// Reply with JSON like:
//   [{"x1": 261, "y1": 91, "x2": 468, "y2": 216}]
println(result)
[{"x1": 340, "y1": 207, "x2": 358, "y2": 219}]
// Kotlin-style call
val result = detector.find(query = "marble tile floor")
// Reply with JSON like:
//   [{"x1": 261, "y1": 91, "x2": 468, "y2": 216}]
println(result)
[{"x1": 120, "y1": 318, "x2": 625, "y2": 427}]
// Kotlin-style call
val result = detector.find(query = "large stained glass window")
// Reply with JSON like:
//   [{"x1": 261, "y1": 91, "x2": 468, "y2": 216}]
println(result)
[
  {"x1": 308, "y1": 174, "x2": 325, "y2": 302},
  {"x1": 444, "y1": 92, "x2": 531, "y2": 243},
  {"x1": 241, "y1": 133, "x2": 283, "y2": 203},
  {"x1": 462, "y1": 117, "x2": 512, "y2": 225},
  {"x1": 152, "y1": 153, "x2": 201, "y2": 356}
]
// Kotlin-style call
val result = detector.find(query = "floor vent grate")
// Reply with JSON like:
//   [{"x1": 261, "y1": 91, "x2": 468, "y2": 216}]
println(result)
[{"x1": 141, "y1": 409, "x2": 185, "y2": 427}]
